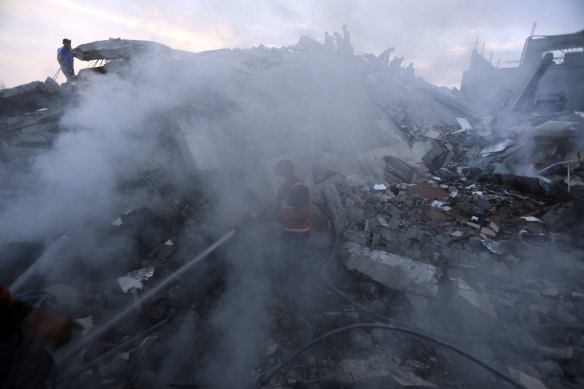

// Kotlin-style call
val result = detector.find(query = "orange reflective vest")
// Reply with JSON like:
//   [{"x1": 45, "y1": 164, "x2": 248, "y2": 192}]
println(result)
[{"x1": 279, "y1": 181, "x2": 311, "y2": 233}]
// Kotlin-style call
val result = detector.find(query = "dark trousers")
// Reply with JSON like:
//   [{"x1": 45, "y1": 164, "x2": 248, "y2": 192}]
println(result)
[
  {"x1": 278, "y1": 231, "x2": 310, "y2": 277},
  {"x1": 61, "y1": 67, "x2": 75, "y2": 81},
  {"x1": 275, "y1": 231, "x2": 311, "y2": 304},
  {"x1": 0, "y1": 330, "x2": 56, "y2": 388}
]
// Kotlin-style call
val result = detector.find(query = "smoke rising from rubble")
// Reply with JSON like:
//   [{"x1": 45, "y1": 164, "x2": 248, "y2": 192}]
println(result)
[
  {"x1": 2, "y1": 26, "x2": 583, "y2": 388},
  {"x1": 1, "y1": 32, "x2": 420, "y2": 385},
  {"x1": 2, "y1": 68, "x2": 185, "y2": 289}
]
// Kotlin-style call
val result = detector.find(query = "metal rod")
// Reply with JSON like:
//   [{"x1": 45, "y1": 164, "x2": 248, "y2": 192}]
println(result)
[
  {"x1": 56, "y1": 229, "x2": 238, "y2": 364},
  {"x1": 568, "y1": 164, "x2": 571, "y2": 193},
  {"x1": 536, "y1": 159, "x2": 579, "y2": 174},
  {"x1": 537, "y1": 159, "x2": 580, "y2": 193}
]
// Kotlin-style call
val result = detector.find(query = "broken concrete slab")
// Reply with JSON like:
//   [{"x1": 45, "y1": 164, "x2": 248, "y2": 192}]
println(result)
[
  {"x1": 456, "y1": 279, "x2": 498, "y2": 319},
  {"x1": 536, "y1": 345, "x2": 573, "y2": 360},
  {"x1": 480, "y1": 138, "x2": 514, "y2": 157},
  {"x1": 343, "y1": 242, "x2": 438, "y2": 296},
  {"x1": 343, "y1": 229, "x2": 369, "y2": 246},
  {"x1": 0, "y1": 80, "x2": 61, "y2": 115},
  {"x1": 507, "y1": 367, "x2": 549, "y2": 389},
  {"x1": 381, "y1": 155, "x2": 415, "y2": 182},
  {"x1": 421, "y1": 139, "x2": 446, "y2": 171},
  {"x1": 456, "y1": 117, "x2": 472, "y2": 131},
  {"x1": 74, "y1": 38, "x2": 172, "y2": 61}
]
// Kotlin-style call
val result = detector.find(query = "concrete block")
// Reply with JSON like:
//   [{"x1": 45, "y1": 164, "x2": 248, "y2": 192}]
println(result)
[
  {"x1": 384, "y1": 203, "x2": 403, "y2": 218},
  {"x1": 536, "y1": 345, "x2": 573, "y2": 360},
  {"x1": 345, "y1": 207, "x2": 366, "y2": 225},
  {"x1": 44, "y1": 77, "x2": 61, "y2": 94},
  {"x1": 507, "y1": 367, "x2": 549, "y2": 389},
  {"x1": 343, "y1": 242, "x2": 438, "y2": 296},
  {"x1": 344, "y1": 230, "x2": 369, "y2": 246},
  {"x1": 406, "y1": 292, "x2": 430, "y2": 312},
  {"x1": 480, "y1": 227, "x2": 497, "y2": 237},
  {"x1": 489, "y1": 222, "x2": 500, "y2": 233},
  {"x1": 421, "y1": 139, "x2": 445, "y2": 170},
  {"x1": 402, "y1": 228, "x2": 433, "y2": 249},
  {"x1": 465, "y1": 221, "x2": 481, "y2": 229},
  {"x1": 387, "y1": 216, "x2": 401, "y2": 229},
  {"x1": 379, "y1": 227, "x2": 397, "y2": 246}
]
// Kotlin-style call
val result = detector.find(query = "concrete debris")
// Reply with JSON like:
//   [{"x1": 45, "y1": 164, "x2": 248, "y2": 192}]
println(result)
[
  {"x1": 392, "y1": 370, "x2": 438, "y2": 387},
  {"x1": 508, "y1": 367, "x2": 549, "y2": 389},
  {"x1": 117, "y1": 266, "x2": 155, "y2": 293},
  {"x1": 456, "y1": 117, "x2": 472, "y2": 131},
  {"x1": 74, "y1": 38, "x2": 172, "y2": 61},
  {"x1": 536, "y1": 345, "x2": 574, "y2": 360},
  {"x1": 164, "y1": 239, "x2": 174, "y2": 246},
  {"x1": 381, "y1": 155, "x2": 416, "y2": 182},
  {"x1": 455, "y1": 279, "x2": 498, "y2": 319},
  {"x1": 343, "y1": 242, "x2": 439, "y2": 296},
  {"x1": 2, "y1": 27, "x2": 584, "y2": 389},
  {"x1": 480, "y1": 238, "x2": 510, "y2": 255},
  {"x1": 479, "y1": 138, "x2": 514, "y2": 157},
  {"x1": 73, "y1": 315, "x2": 94, "y2": 330},
  {"x1": 0, "y1": 78, "x2": 62, "y2": 115}
]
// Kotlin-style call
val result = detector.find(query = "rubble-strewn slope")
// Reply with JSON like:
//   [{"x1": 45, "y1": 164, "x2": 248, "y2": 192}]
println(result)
[{"x1": 1, "y1": 31, "x2": 583, "y2": 389}]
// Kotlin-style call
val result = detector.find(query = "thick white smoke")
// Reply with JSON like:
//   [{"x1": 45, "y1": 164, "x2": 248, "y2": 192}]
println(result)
[{"x1": 1, "y1": 31, "x2": 435, "y2": 385}]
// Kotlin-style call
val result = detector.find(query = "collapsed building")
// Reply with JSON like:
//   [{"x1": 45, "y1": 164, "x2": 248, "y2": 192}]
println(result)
[
  {"x1": 461, "y1": 29, "x2": 584, "y2": 113},
  {"x1": 1, "y1": 28, "x2": 583, "y2": 389}
]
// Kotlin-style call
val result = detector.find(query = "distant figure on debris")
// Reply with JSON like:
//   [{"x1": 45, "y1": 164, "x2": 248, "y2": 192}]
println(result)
[
  {"x1": 404, "y1": 62, "x2": 415, "y2": 77},
  {"x1": 333, "y1": 25, "x2": 354, "y2": 57},
  {"x1": 57, "y1": 38, "x2": 76, "y2": 81},
  {"x1": 1, "y1": 285, "x2": 77, "y2": 388},
  {"x1": 389, "y1": 56, "x2": 404, "y2": 71},
  {"x1": 557, "y1": 91, "x2": 567, "y2": 111},
  {"x1": 341, "y1": 25, "x2": 354, "y2": 56},
  {"x1": 270, "y1": 160, "x2": 312, "y2": 280}
]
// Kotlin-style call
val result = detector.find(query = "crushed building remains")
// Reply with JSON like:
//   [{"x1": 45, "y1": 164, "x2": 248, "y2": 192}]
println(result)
[
  {"x1": 1, "y1": 28, "x2": 583, "y2": 389},
  {"x1": 461, "y1": 29, "x2": 584, "y2": 114}
]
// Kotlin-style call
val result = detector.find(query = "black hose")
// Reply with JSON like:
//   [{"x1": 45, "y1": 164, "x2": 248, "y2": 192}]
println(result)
[{"x1": 256, "y1": 323, "x2": 528, "y2": 389}]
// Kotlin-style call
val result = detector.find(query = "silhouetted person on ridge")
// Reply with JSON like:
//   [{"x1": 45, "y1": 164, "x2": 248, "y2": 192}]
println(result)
[
  {"x1": 557, "y1": 91, "x2": 567, "y2": 111},
  {"x1": 404, "y1": 62, "x2": 415, "y2": 77},
  {"x1": 389, "y1": 55, "x2": 404, "y2": 71},
  {"x1": 57, "y1": 38, "x2": 76, "y2": 81}
]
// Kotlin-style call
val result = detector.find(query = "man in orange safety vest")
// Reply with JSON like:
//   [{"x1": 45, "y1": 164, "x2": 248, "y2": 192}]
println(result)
[{"x1": 274, "y1": 159, "x2": 311, "y2": 275}]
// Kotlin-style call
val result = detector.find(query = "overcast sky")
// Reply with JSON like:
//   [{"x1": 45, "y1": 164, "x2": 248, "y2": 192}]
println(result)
[{"x1": 1, "y1": 0, "x2": 583, "y2": 88}]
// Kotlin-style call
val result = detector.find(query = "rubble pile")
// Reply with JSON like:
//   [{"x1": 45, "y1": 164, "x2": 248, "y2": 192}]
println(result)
[
  {"x1": 305, "y1": 111, "x2": 584, "y2": 388},
  {"x1": 1, "y1": 28, "x2": 583, "y2": 389}
]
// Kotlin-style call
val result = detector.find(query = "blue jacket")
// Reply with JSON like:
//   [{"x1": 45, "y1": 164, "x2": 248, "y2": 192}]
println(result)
[{"x1": 57, "y1": 46, "x2": 75, "y2": 70}]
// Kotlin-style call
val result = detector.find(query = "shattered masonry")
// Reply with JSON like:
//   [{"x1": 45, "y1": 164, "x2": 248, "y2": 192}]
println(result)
[{"x1": 1, "y1": 29, "x2": 584, "y2": 389}]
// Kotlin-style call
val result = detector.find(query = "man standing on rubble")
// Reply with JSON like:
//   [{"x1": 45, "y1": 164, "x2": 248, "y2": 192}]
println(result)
[
  {"x1": 272, "y1": 159, "x2": 312, "y2": 279},
  {"x1": 1, "y1": 285, "x2": 77, "y2": 388},
  {"x1": 57, "y1": 38, "x2": 76, "y2": 81},
  {"x1": 557, "y1": 91, "x2": 567, "y2": 111}
]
